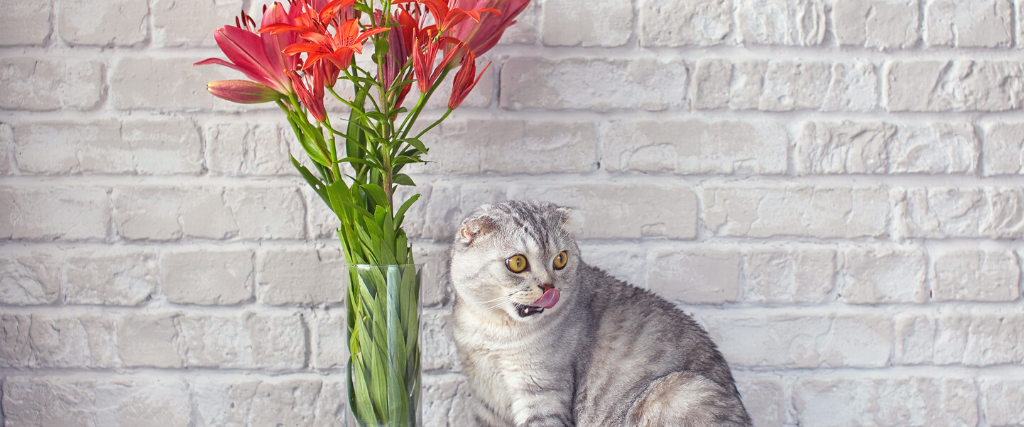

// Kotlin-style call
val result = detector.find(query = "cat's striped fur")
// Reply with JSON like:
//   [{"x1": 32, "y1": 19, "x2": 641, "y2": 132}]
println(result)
[{"x1": 449, "y1": 200, "x2": 752, "y2": 427}]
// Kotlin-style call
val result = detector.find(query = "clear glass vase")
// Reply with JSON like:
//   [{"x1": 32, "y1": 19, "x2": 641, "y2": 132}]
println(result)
[{"x1": 345, "y1": 264, "x2": 422, "y2": 427}]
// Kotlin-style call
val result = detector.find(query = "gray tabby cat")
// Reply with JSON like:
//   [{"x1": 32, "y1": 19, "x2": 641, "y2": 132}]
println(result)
[{"x1": 449, "y1": 200, "x2": 751, "y2": 427}]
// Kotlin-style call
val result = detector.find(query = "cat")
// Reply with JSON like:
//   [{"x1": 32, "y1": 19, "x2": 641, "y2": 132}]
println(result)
[{"x1": 448, "y1": 200, "x2": 752, "y2": 427}]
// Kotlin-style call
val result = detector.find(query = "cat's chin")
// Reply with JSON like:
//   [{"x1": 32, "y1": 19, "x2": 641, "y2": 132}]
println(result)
[{"x1": 512, "y1": 303, "x2": 545, "y2": 318}]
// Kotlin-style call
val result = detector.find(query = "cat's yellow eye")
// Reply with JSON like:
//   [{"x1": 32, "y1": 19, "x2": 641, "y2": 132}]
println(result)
[
  {"x1": 506, "y1": 255, "x2": 528, "y2": 273},
  {"x1": 553, "y1": 251, "x2": 568, "y2": 270}
]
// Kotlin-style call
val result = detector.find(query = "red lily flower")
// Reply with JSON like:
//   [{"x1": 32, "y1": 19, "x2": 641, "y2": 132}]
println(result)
[
  {"x1": 448, "y1": 50, "x2": 489, "y2": 109},
  {"x1": 446, "y1": 0, "x2": 529, "y2": 64},
  {"x1": 412, "y1": 32, "x2": 463, "y2": 94},
  {"x1": 396, "y1": 0, "x2": 499, "y2": 34},
  {"x1": 283, "y1": 19, "x2": 390, "y2": 73},
  {"x1": 208, "y1": 80, "x2": 287, "y2": 104},
  {"x1": 287, "y1": 69, "x2": 327, "y2": 122},
  {"x1": 195, "y1": 4, "x2": 300, "y2": 100}
]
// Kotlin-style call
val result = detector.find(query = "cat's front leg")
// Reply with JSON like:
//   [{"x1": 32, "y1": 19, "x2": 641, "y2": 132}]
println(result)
[{"x1": 509, "y1": 390, "x2": 575, "y2": 427}]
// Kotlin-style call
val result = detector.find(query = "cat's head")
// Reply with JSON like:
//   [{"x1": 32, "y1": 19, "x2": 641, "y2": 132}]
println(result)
[{"x1": 450, "y1": 200, "x2": 581, "y2": 322}]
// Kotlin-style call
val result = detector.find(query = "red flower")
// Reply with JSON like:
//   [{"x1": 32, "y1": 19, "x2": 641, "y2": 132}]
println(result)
[
  {"x1": 397, "y1": 0, "x2": 499, "y2": 34},
  {"x1": 412, "y1": 32, "x2": 464, "y2": 94},
  {"x1": 287, "y1": 69, "x2": 327, "y2": 122},
  {"x1": 207, "y1": 80, "x2": 286, "y2": 104},
  {"x1": 448, "y1": 50, "x2": 489, "y2": 109},
  {"x1": 446, "y1": 0, "x2": 529, "y2": 64},
  {"x1": 195, "y1": 4, "x2": 300, "y2": 101}
]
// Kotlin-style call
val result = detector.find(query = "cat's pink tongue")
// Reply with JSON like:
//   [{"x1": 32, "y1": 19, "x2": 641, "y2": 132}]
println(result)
[{"x1": 533, "y1": 288, "x2": 560, "y2": 309}]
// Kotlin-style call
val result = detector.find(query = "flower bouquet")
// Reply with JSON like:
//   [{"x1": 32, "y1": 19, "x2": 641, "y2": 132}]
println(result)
[{"x1": 196, "y1": 0, "x2": 527, "y2": 425}]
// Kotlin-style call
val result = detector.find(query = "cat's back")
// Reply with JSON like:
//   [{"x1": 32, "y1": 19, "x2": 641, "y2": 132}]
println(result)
[{"x1": 575, "y1": 263, "x2": 740, "y2": 424}]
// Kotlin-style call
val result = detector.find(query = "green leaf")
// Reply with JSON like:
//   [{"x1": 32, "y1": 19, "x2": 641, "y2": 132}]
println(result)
[
  {"x1": 399, "y1": 138, "x2": 428, "y2": 154},
  {"x1": 392, "y1": 174, "x2": 415, "y2": 187},
  {"x1": 288, "y1": 116, "x2": 331, "y2": 167},
  {"x1": 290, "y1": 156, "x2": 329, "y2": 207},
  {"x1": 394, "y1": 194, "x2": 420, "y2": 229},
  {"x1": 361, "y1": 184, "x2": 390, "y2": 209}
]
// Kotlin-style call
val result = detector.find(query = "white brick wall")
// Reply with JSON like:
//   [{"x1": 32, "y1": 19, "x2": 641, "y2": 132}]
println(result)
[{"x1": 1, "y1": 0, "x2": 1022, "y2": 425}]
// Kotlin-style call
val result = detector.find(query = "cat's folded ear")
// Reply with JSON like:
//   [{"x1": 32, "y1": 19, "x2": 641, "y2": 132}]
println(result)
[
  {"x1": 556, "y1": 206, "x2": 583, "y2": 234},
  {"x1": 458, "y1": 210, "x2": 497, "y2": 246}
]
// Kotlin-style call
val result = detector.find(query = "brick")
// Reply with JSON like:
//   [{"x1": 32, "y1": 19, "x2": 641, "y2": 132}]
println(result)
[
  {"x1": 705, "y1": 313, "x2": 893, "y2": 367},
  {"x1": 888, "y1": 122, "x2": 978, "y2": 173},
  {"x1": 735, "y1": 0, "x2": 826, "y2": 45},
  {"x1": 0, "y1": 313, "x2": 118, "y2": 368},
  {"x1": 0, "y1": 0, "x2": 51, "y2": 45},
  {"x1": 833, "y1": 0, "x2": 920, "y2": 49},
  {"x1": 0, "y1": 58, "x2": 103, "y2": 111},
  {"x1": 422, "y1": 375, "x2": 474, "y2": 427},
  {"x1": 500, "y1": 57, "x2": 688, "y2": 112},
  {"x1": 886, "y1": 61, "x2": 1024, "y2": 111},
  {"x1": 176, "y1": 311, "x2": 305, "y2": 369},
  {"x1": 894, "y1": 313, "x2": 936, "y2": 364},
  {"x1": 0, "y1": 313, "x2": 31, "y2": 366},
  {"x1": 14, "y1": 118, "x2": 204, "y2": 175},
  {"x1": 414, "y1": 243, "x2": 455, "y2": 307},
  {"x1": 640, "y1": 0, "x2": 731, "y2": 46},
  {"x1": 1, "y1": 122, "x2": 11, "y2": 175},
  {"x1": 703, "y1": 186, "x2": 889, "y2": 238},
  {"x1": 980, "y1": 378, "x2": 1024, "y2": 425},
  {"x1": 798, "y1": 121, "x2": 891, "y2": 174},
  {"x1": 982, "y1": 122, "x2": 1024, "y2": 175},
  {"x1": 257, "y1": 248, "x2": 346, "y2": 305},
  {"x1": 543, "y1": 0, "x2": 632, "y2": 46},
  {"x1": 2, "y1": 376, "x2": 191, "y2": 427},
  {"x1": 578, "y1": 243, "x2": 647, "y2": 288},
  {"x1": 743, "y1": 247, "x2": 835, "y2": 303},
  {"x1": 690, "y1": 59, "x2": 767, "y2": 110},
  {"x1": 759, "y1": 61, "x2": 832, "y2": 111},
  {"x1": 794, "y1": 377, "x2": 978, "y2": 427},
  {"x1": 306, "y1": 186, "x2": 342, "y2": 240},
  {"x1": 312, "y1": 308, "x2": 347, "y2": 368},
  {"x1": 193, "y1": 377, "x2": 347, "y2": 427},
  {"x1": 932, "y1": 250, "x2": 1020, "y2": 301},
  {"x1": 925, "y1": 0, "x2": 1013, "y2": 47},
  {"x1": 894, "y1": 187, "x2": 1024, "y2": 238},
  {"x1": 822, "y1": 61, "x2": 879, "y2": 112},
  {"x1": 0, "y1": 249, "x2": 62, "y2": 305},
  {"x1": 898, "y1": 313, "x2": 1024, "y2": 365},
  {"x1": 599, "y1": 119, "x2": 788, "y2": 174},
  {"x1": 756, "y1": 61, "x2": 877, "y2": 112},
  {"x1": 0, "y1": 188, "x2": 110, "y2": 240},
  {"x1": 59, "y1": 0, "x2": 147, "y2": 46},
  {"x1": 117, "y1": 313, "x2": 183, "y2": 368},
  {"x1": 205, "y1": 121, "x2": 299, "y2": 176},
  {"x1": 648, "y1": 249, "x2": 739, "y2": 304},
  {"x1": 161, "y1": 250, "x2": 254, "y2": 305},
  {"x1": 112, "y1": 57, "x2": 258, "y2": 111},
  {"x1": 837, "y1": 247, "x2": 927, "y2": 303},
  {"x1": 64, "y1": 250, "x2": 158, "y2": 305},
  {"x1": 112, "y1": 186, "x2": 305, "y2": 240},
  {"x1": 152, "y1": 0, "x2": 243, "y2": 47},
  {"x1": 510, "y1": 183, "x2": 698, "y2": 239},
  {"x1": 734, "y1": 375, "x2": 786, "y2": 427},
  {"x1": 414, "y1": 120, "x2": 598, "y2": 174},
  {"x1": 422, "y1": 310, "x2": 460, "y2": 372},
  {"x1": 935, "y1": 313, "x2": 1024, "y2": 365}
]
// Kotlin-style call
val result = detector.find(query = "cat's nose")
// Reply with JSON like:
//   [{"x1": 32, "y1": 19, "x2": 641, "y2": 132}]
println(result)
[{"x1": 539, "y1": 283, "x2": 555, "y2": 291}]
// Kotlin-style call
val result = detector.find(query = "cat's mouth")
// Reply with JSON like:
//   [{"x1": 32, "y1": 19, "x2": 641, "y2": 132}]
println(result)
[
  {"x1": 513, "y1": 303, "x2": 545, "y2": 317},
  {"x1": 512, "y1": 288, "x2": 560, "y2": 318}
]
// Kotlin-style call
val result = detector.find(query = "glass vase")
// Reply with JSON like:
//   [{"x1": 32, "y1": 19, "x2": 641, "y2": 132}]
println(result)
[{"x1": 345, "y1": 264, "x2": 422, "y2": 427}]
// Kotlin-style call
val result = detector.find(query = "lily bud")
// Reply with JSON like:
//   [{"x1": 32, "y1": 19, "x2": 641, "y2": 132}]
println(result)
[{"x1": 207, "y1": 80, "x2": 285, "y2": 104}]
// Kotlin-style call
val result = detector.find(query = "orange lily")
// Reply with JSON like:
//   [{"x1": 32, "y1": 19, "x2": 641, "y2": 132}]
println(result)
[
  {"x1": 448, "y1": 49, "x2": 489, "y2": 109},
  {"x1": 287, "y1": 69, "x2": 327, "y2": 122}
]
